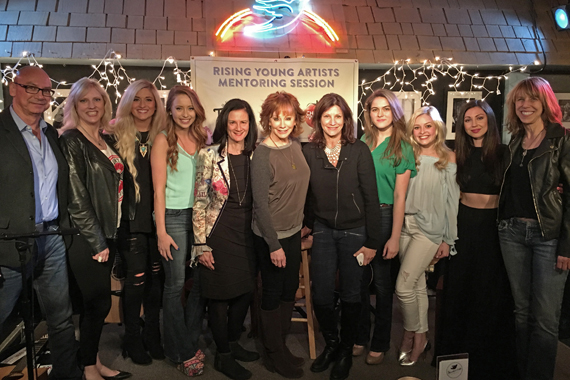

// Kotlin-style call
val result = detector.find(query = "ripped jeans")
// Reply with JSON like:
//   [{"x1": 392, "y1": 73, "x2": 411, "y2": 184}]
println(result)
[{"x1": 396, "y1": 215, "x2": 439, "y2": 333}]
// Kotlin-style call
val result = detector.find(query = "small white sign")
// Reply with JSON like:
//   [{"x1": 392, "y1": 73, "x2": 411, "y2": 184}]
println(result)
[{"x1": 437, "y1": 354, "x2": 469, "y2": 380}]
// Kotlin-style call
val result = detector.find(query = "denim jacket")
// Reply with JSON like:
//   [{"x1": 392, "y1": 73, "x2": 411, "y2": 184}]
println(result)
[{"x1": 191, "y1": 144, "x2": 231, "y2": 261}]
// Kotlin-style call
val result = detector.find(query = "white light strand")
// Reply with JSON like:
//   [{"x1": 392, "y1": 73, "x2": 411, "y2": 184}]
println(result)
[{"x1": 357, "y1": 58, "x2": 528, "y2": 129}]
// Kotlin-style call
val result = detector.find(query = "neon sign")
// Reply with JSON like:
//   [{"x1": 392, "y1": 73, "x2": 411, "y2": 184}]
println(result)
[{"x1": 215, "y1": 0, "x2": 339, "y2": 43}]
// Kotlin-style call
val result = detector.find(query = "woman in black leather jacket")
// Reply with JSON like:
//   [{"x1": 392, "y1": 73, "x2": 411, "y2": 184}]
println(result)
[
  {"x1": 498, "y1": 77, "x2": 570, "y2": 380},
  {"x1": 60, "y1": 78, "x2": 131, "y2": 380},
  {"x1": 302, "y1": 93, "x2": 381, "y2": 380}
]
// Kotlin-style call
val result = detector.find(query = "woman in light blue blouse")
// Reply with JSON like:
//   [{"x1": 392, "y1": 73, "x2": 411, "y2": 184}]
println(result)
[{"x1": 396, "y1": 106, "x2": 459, "y2": 366}]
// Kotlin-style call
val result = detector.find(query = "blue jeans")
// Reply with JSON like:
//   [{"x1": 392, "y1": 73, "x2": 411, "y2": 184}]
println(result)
[
  {"x1": 162, "y1": 208, "x2": 205, "y2": 363},
  {"x1": 0, "y1": 226, "x2": 82, "y2": 380},
  {"x1": 498, "y1": 217, "x2": 569, "y2": 380},
  {"x1": 311, "y1": 221, "x2": 366, "y2": 307},
  {"x1": 357, "y1": 206, "x2": 395, "y2": 352}
]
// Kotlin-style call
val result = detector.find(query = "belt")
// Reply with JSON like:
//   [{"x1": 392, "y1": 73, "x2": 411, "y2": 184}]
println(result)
[
  {"x1": 35, "y1": 220, "x2": 58, "y2": 232},
  {"x1": 379, "y1": 203, "x2": 393, "y2": 208}
]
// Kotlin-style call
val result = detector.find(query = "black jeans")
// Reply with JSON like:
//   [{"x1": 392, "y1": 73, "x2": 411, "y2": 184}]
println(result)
[
  {"x1": 68, "y1": 233, "x2": 116, "y2": 366},
  {"x1": 117, "y1": 226, "x2": 163, "y2": 340},
  {"x1": 255, "y1": 232, "x2": 301, "y2": 311}
]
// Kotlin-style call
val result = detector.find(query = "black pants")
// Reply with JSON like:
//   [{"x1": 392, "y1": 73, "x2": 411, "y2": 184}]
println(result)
[
  {"x1": 117, "y1": 226, "x2": 163, "y2": 340},
  {"x1": 68, "y1": 234, "x2": 115, "y2": 366},
  {"x1": 208, "y1": 292, "x2": 252, "y2": 353},
  {"x1": 255, "y1": 232, "x2": 301, "y2": 311}
]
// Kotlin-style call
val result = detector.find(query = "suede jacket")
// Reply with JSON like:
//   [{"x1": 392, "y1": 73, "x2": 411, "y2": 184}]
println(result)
[
  {"x1": 302, "y1": 139, "x2": 382, "y2": 250},
  {"x1": 192, "y1": 144, "x2": 232, "y2": 260},
  {"x1": 60, "y1": 129, "x2": 122, "y2": 255},
  {"x1": 499, "y1": 122, "x2": 570, "y2": 258}
]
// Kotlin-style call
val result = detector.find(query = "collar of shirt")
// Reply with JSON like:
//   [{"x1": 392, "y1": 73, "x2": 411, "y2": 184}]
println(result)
[{"x1": 10, "y1": 105, "x2": 48, "y2": 133}]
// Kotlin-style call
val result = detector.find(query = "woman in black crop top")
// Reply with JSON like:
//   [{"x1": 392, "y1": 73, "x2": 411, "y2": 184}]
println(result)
[{"x1": 437, "y1": 100, "x2": 518, "y2": 379}]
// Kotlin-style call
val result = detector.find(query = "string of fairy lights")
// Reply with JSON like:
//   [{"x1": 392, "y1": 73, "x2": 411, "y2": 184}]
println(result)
[{"x1": 1, "y1": 51, "x2": 528, "y2": 127}]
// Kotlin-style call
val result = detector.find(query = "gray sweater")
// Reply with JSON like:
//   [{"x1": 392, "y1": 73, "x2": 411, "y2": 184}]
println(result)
[{"x1": 251, "y1": 140, "x2": 310, "y2": 251}]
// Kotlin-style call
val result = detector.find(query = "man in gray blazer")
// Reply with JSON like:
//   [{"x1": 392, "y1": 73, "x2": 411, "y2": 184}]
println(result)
[{"x1": 0, "y1": 66, "x2": 82, "y2": 380}]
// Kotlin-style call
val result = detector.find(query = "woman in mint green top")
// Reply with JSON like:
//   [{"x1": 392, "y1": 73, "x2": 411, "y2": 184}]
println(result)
[
  {"x1": 354, "y1": 89, "x2": 416, "y2": 364},
  {"x1": 150, "y1": 86, "x2": 208, "y2": 376}
]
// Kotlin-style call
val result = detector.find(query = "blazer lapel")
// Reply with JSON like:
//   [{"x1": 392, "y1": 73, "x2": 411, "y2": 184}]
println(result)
[{"x1": 0, "y1": 110, "x2": 34, "y2": 164}]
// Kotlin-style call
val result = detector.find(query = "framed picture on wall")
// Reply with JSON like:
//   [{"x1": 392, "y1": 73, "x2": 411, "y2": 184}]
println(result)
[
  {"x1": 446, "y1": 91, "x2": 482, "y2": 140},
  {"x1": 44, "y1": 88, "x2": 70, "y2": 130},
  {"x1": 395, "y1": 91, "x2": 421, "y2": 122},
  {"x1": 556, "y1": 93, "x2": 570, "y2": 129}
]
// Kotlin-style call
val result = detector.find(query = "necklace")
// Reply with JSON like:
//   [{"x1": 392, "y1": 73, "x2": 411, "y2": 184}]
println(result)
[
  {"x1": 78, "y1": 125, "x2": 106, "y2": 150},
  {"x1": 324, "y1": 140, "x2": 341, "y2": 166},
  {"x1": 269, "y1": 136, "x2": 296, "y2": 169},
  {"x1": 228, "y1": 154, "x2": 249, "y2": 206},
  {"x1": 520, "y1": 129, "x2": 545, "y2": 167},
  {"x1": 135, "y1": 133, "x2": 150, "y2": 157}
]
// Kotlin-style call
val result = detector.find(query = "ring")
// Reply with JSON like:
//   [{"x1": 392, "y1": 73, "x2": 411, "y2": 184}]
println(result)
[{"x1": 98, "y1": 257, "x2": 102, "y2": 262}]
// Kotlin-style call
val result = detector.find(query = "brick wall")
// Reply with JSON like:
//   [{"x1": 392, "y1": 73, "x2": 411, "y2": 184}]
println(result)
[{"x1": 0, "y1": 0, "x2": 568, "y2": 66}]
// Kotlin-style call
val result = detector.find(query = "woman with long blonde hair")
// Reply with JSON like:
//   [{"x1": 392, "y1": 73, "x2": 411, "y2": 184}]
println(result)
[
  {"x1": 150, "y1": 86, "x2": 208, "y2": 377},
  {"x1": 396, "y1": 106, "x2": 459, "y2": 366},
  {"x1": 107, "y1": 80, "x2": 166, "y2": 365},
  {"x1": 60, "y1": 78, "x2": 131, "y2": 380}
]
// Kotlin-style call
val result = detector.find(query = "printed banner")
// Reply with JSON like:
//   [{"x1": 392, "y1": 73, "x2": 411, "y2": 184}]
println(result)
[{"x1": 191, "y1": 56, "x2": 359, "y2": 141}]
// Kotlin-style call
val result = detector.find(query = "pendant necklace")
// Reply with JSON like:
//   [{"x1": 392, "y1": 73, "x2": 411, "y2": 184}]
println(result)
[
  {"x1": 520, "y1": 129, "x2": 545, "y2": 167},
  {"x1": 228, "y1": 154, "x2": 249, "y2": 206},
  {"x1": 269, "y1": 135, "x2": 296, "y2": 169},
  {"x1": 136, "y1": 133, "x2": 150, "y2": 157},
  {"x1": 78, "y1": 125, "x2": 106, "y2": 150}
]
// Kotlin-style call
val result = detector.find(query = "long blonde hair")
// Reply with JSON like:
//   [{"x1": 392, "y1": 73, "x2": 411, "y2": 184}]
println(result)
[
  {"x1": 61, "y1": 78, "x2": 112, "y2": 132},
  {"x1": 165, "y1": 86, "x2": 207, "y2": 171},
  {"x1": 407, "y1": 106, "x2": 451, "y2": 170},
  {"x1": 108, "y1": 80, "x2": 165, "y2": 202}
]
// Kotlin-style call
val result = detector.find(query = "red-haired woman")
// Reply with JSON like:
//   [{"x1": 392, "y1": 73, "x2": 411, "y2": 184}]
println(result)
[
  {"x1": 303, "y1": 93, "x2": 381, "y2": 380},
  {"x1": 151, "y1": 86, "x2": 208, "y2": 377},
  {"x1": 498, "y1": 77, "x2": 570, "y2": 380},
  {"x1": 252, "y1": 92, "x2": 310, "y2": 379}
]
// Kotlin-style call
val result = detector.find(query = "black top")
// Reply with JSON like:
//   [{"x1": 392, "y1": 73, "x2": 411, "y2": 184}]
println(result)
[
  {"x1": 121, "y1": 132, "x2": 154, "y2": 233},
  {"x1": 302, "y1": 140, "x2": 382, "y2": 250},
  {"x1": 460, "y1": 147, "x2": 501, "y2": 195},
  {"x1": 502, "y1": 146, "x2": 538, "y2": 220}
]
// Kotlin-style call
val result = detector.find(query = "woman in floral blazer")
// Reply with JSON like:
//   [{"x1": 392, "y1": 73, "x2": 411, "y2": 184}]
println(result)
[{"x1": 192, "y1": 99, "x2": 259, "y2": 380}]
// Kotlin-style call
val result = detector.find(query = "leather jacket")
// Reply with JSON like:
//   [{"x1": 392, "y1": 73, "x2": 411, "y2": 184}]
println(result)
[
  {"x1": 60, "y1": 129, "x2": 122, "y2": 255},
  {"x1": 499, "y1": 122, "x2": 570, "y2": 257}
]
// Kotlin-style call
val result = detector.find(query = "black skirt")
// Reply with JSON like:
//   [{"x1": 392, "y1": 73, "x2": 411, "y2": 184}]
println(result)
[
  {"x1": 437, "y1": 203, "x2": 518, "y2": 380},
  {"x1": 200, "y1": 154, "x2": 255, "y2": 300}
]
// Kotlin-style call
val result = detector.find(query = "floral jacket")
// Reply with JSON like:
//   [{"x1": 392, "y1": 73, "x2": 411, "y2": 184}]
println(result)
[{"x1": 192, "y1": 144, "x2": 231, "y2": 261}]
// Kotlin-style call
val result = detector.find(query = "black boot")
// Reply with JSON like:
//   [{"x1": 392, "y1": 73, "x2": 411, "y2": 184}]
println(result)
[
  {"x1": 279, "y1": 301, "x2": 305, "y2": 367},
  {"x1": 260, "y1": 307, "x2": 304, "y2": 378},
  {"x1": 122, "y1": 334, "x2": 152, "y2": 365},
  {"x1": 330, "y1": 302, "x2": 361, "y2": 380},
  {"x1": 214, "y1": 351, "x2": 252, "y2": 380},
  {"x1": 310, "y1": 304, "x2": 339, "y2": 373},
  {"x1": 229, "y1": 341, "x2": 260, "y2": 362}
]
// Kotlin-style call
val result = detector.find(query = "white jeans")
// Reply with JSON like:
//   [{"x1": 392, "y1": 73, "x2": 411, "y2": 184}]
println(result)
[{"x1": 396, "y1": 215, "x2": 439, "y2": 333}]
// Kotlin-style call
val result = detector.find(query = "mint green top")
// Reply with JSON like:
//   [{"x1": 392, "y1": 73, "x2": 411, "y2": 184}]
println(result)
[
  {"x1": 361, "y1": 135, "x2": 416, "y2": 205},
  {"x1": 165, "y1": 133, "x2": 198, "y2": 209}
]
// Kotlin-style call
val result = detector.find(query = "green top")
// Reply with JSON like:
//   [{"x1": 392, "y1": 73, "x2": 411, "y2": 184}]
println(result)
[{"x1": 361, "y1": 135, "x2": 416, "y2": 205}]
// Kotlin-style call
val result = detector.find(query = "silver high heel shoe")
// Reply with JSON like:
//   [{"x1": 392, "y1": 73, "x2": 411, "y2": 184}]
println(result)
[
  {"x1": 398, "y1": 349, "x2": 411, "y2": 363},
  {"x1": 400, "y1": 340, "x2": 431, "y2": 366}
]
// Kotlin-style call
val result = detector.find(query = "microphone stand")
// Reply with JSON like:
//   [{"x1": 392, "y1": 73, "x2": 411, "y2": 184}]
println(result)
[{"x1": 0, "y1": 228, "x2": 78, "y2": 380}]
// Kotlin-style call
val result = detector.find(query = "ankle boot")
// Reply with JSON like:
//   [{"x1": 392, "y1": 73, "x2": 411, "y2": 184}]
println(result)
[
  {"x1": 279, "y1": 301, "x2": 305, "y2": 367},
  {"x1": 214, "y1": 351, "x2": 252, "y2": 380},
  {"x1": 143, "y1": 322, "x2": 165, "y2": 360},
  {"x1": 330, "y1": 302, "x2": 361, "y2": 380},
  {"x1": 310, "y1": 304, "x2": 339, "y2": 373},
  {"x1": 122, "y1": 334, "x2": 152, "y2": 365},
  {"x1": 260, "y1": 307, "x2": 304, "y2": 378},
  {"x1": 229, "y1": 342, "x2": 260, "y2": 362}
]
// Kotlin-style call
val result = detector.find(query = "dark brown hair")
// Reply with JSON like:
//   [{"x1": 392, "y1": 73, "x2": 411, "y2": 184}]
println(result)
[{"x1": 311, "y1": 93, "x2": 356, "y2": 148}]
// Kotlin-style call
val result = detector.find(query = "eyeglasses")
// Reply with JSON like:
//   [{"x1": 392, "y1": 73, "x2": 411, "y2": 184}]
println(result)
[{"x1": 13, "y1": 82, "x2": 55, "y2": 97}]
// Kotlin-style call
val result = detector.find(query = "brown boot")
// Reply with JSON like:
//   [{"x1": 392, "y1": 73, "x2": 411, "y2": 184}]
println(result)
[
  {"x1": 279, "y1": 301, "x2": 305, "y2": 367},
  {"x1": 260, "y1": 307, "x2": 304, "y2": 378}
]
